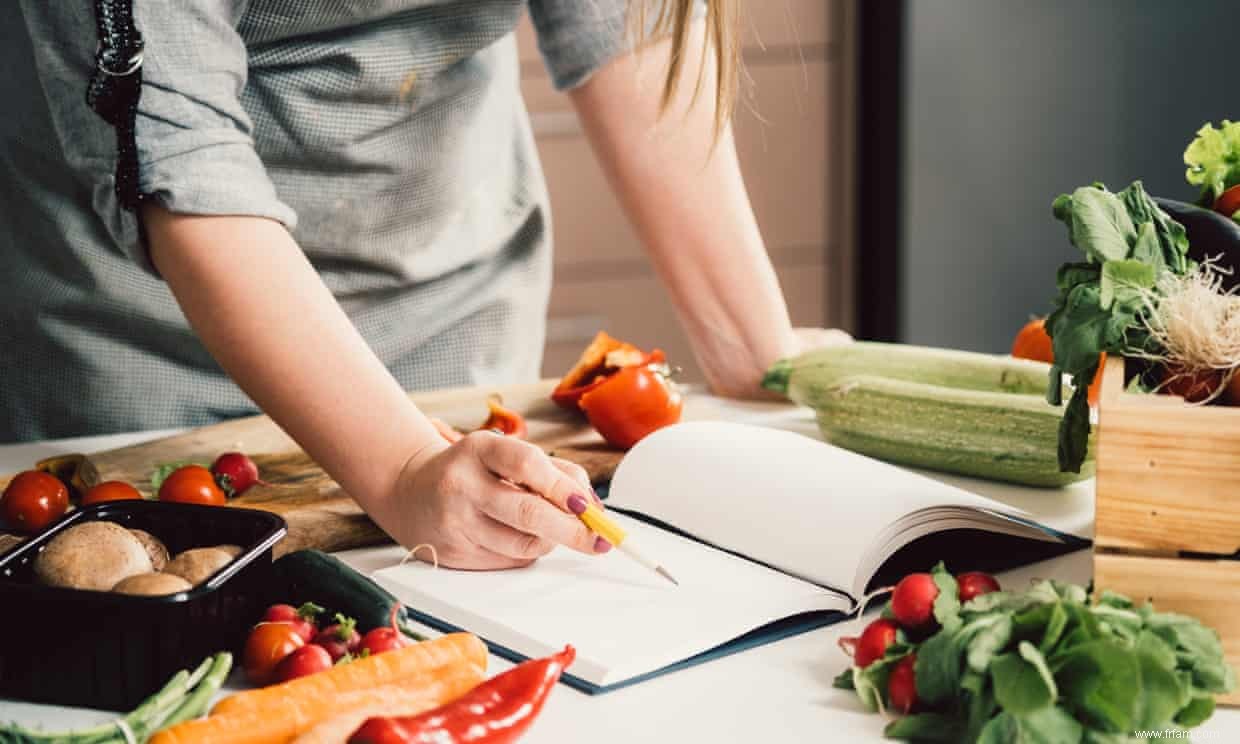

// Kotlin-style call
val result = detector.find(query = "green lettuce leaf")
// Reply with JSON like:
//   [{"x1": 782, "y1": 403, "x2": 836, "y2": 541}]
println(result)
[{"x1": 1184, "y1": 119, "x2": 1240, "y2": 203}]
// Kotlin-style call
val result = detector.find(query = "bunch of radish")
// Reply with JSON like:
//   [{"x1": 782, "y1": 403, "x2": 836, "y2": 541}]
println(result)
[{"x1": 841, "y1": 569, "x2": 1001, "y2": 713}]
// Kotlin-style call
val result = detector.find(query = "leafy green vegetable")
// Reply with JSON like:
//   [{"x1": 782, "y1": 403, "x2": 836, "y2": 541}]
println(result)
[
  {"x1": 1045, "y1": 181, "x2": 1194, "y2": 473},
  {"x1": 1184, "y1": 120, "x2": 1240, "y2": 204},
  {"x1": 840, "y1": 570, "x2": 1234, "y2": 743}
]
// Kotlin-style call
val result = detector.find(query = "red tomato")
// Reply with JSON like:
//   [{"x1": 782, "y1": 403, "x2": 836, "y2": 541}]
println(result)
[
  {"x1": 81, "y1": 481, "x2": 144, "y2": 506},
  {"x1": 262, "y1": 603, "x2": 320, "y2": 642},
  {"x1": 957, "y1": 572, "x2": 1001, "y2": 602},
  {"x1": 578, "y1": 358, "x2": 683, "y2": 450},
  {"x1": 1215, "y1": 184, "x2": 1240, "y2": 218},
  {"x1": 273, "y1": 644, "x2": 333, "y2": 682},
  {"x1": 358, "y1": 627, "x2": 411, "y2": 657},
  {"x1": 888, "y1": 654, "x2": 919, "y2": 714},
  {"x1": 1010, "y1": 318, "x2": 1054, "y2": 364},
  {"x1": 1011, "y1": 318, "x2": 1105, "y2": 406},
  {"x1": 890, "y1": 573, "x2": 939, "y2": 631},
  {"x1": 1, "y1": 471, "x2": 70, "y2": 533},
  {"x1": 244, "y1": 622, "x2": 306, "y2": 685},
  {"x1": 159, "y1": 465, "x2": 226, "y2": 506},
  {"x1": 854, "y1": 618, "x2": 900, "y2": 668}
]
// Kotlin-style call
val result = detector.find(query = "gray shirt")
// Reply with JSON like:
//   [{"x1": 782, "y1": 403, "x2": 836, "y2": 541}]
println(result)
[{"x1": 1, "y1": 0, "x2": 630, "y2": 442}]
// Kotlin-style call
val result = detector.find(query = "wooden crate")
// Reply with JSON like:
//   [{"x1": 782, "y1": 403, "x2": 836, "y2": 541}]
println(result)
[{"x1": 1093, "y1": 356, "x2": 1240, "y2": 705}]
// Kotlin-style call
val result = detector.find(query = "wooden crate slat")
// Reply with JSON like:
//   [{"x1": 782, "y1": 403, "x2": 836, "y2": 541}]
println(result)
[{"x1": 1094, "y1": 552, "x2": 1240, "y2": 705}]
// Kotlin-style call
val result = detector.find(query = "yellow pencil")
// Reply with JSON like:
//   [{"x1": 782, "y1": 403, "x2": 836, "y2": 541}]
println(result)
[{"x1": 568, "y1": 494, "x2": 678, "y2": 586}]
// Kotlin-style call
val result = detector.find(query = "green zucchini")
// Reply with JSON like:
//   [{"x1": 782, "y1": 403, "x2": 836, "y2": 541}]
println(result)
[
  {"x1": 762, "y1": 342, "x2": 1052, "y2": 404},
  {"x1": 810, "y1": 375, "x2": 1093, "y2": 487},
  {"x1": 272, "y1": 549, "x2": 423, "y2": 638}
]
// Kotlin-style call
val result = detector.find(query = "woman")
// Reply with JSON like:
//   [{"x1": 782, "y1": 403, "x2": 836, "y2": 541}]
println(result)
[{"x1": 3, "y1": 1, "x2": 846, "y2": 568}]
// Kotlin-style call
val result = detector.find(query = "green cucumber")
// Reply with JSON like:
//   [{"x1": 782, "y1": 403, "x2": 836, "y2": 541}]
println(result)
[
  {"x1": 763, "y1": 342, "x2": 1053, "y2": 403},
  {"x1": 810, "y1": 375, "x2": 1094, "y2": 487},
  {"x1": 272, "y1": 549, "x2": 423, "y2": 638}
]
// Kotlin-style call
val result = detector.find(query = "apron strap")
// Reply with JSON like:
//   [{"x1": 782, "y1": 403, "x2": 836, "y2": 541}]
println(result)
[{"x1": 86, "y1": 0, "x2": 145, "y2": 211}]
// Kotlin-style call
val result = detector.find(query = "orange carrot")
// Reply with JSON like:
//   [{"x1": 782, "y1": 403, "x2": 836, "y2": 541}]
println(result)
[
  {"x1": 149, "y1": 659, "x2": 485, "y2": 744},
  {"x1": 212, "y1": 632, "x2": 485, "y2": 717}
]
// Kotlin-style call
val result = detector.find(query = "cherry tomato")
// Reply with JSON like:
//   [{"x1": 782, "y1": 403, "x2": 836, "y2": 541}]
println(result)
[
  {"x1": 159, "y1": 465, "x2": 226, "y2": 506},
  {"x1": 244, "y1": 622, "x2": 306, "y2": 685},
  {"x1": 477, "y1": 395, "x2": 527, "y2": 438},
  {"x1": 274, "y1": 644, "x2": 333, "y2": 682},
  {"x1": 888, "y1": 654, "x2": 919, "y2": 714},
  {"x1": 1011, "y1": 318, "x2": 1104, "y2": 406},
  {"x1": 1215, "y1": 184, "x2": 1240, "y2": 219},
  {"x1": 854, "y1": 618, "x2": 900, "y2": 668},
  {"x1": 1, "y1": 471, "x2": 70, "y2": 533},
  {"x1": 957, "y1": 572, "x2": 1001, "y2": 602},
  {"x1": 262, "y1": 603, "x2": 321, "y2": 642},
  {"x1": 579, "y1": 355, "x2": 683, "y2": 450},
  {"x1": 81, "y1": 481, "x2": 143, "y2": 506},
  {"x1": 358, "y1": 626, "x2": 411, "y2": 657}
]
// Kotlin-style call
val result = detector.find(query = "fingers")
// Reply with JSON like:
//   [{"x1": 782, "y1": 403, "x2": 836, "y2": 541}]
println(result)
[
  {"x1": 474, "y1": 515, "x2": 555, "y2": 561},
  {"x1": 469, "y1": 432, "x2": 589, "y2": 513},
  {"x1": 477, "y1": 480, "x2": 600, "y2": 555},
  {"x1": 793, "y1": 327, "x2": 853, "y2": 353},
  {"x1": 550, "y1": 457, "x2": 600, "y2": 507}
]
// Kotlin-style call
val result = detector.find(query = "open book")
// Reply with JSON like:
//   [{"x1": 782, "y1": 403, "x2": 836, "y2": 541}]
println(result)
[{"x1": 372, "y1": 421, "x2": 1087, "y2": 693}]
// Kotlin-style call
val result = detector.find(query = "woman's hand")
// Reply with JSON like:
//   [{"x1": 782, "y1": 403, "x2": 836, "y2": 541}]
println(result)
[
  {"x1": 384, "y1": 431, "x2": 610, "y2": 570},
  {"x1": 701, "y1": 327, "x2": 853, "y2": 399}
]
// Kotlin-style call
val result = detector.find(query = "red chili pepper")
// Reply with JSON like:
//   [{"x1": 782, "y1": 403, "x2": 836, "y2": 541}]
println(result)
[{"x1": 348, "y1": 645, "x2": 575, "y2": 744}]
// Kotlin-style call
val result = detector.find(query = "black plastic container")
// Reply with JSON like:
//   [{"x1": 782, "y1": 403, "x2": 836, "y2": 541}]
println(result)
[{"x1": 0, "y1": 501, "x2": 286, "y2": 710}]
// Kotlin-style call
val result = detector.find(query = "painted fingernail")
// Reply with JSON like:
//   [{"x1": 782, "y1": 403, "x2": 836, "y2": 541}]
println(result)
[
  {"x1": 594, "y1": 536, "x2": 612, "y2": 554},
  {"x1": 566, "y1": 493, "x2": 588, "y2": 515}
]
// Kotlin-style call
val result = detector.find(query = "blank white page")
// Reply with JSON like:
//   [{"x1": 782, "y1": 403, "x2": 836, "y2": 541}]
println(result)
[
  {"x1": 606, "y1": 421, "x2": 1010, "y2": 593},
  {"x1": 371, "y1": 512, "x2": 846, "y2": 687}
]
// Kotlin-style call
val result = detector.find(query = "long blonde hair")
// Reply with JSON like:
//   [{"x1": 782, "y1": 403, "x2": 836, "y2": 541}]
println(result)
[{"x1": 632, "y1": 0, "x2": 740, "y2": 134}]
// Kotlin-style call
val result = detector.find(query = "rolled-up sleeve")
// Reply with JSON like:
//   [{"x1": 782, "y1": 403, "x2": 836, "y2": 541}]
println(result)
[
  {"x1": 527, "y1": 0, "x2": 706, "y2": 91},
  {"x1": 526, "y1": 0, "x2": 632, "y2": 91},
  {"x1": 134, "y1": 1, "x2": 296, "y2": 231}
]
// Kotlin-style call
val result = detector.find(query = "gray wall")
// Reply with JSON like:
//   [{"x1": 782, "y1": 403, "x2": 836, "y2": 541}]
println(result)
[{"x1": 901, "y1": 0, "x2": 1235, "y2": 352}]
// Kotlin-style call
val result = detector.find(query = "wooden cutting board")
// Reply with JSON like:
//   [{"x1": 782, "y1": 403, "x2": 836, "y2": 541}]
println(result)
[{"x1": 0, "y1": 380, "x2": 624, "y2": 556}]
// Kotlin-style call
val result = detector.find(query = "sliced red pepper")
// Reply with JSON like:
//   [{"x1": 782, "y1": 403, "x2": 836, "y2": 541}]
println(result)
[
  {"x1": 579, "y1": 353, "x2": 682, "y2": 450},
  {"x1": 348, "y1": 645, "x2": 575, "y2": 744},
  {"x1": 477, "y1": 395, "x2": 528, "y2": 439},
  {"x1": 550, "y1": 331, "x2": 647, "y2": 410}
]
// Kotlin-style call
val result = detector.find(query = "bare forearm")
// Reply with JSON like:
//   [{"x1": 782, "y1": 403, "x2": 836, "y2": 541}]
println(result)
[
  {"x1": 144, "y1": 207, "x2": 439, "y2": 521},
  {"x1": 569, "y1": 21, "x2": 796, "y2": 395}
]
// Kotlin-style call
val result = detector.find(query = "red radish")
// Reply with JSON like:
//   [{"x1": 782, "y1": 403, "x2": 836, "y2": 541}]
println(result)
[
  {"x1": 262, "y1": 602, "x2": 321, "y2": 643},
  {"x1": 211, "y1": 452, "x2": 264, "y2": 497},
  {"x1": 313, "y1": 614, "x2": 362, "y2": 662},
  {"x1": 888, "y1": 654, "x2": 919, "y2": 714},
  {"x1": 957, "y1": 572, "x2": 1001, "y2": 602},
  {"x1": 854, "y1": 619, "x2": 900, "y2": 668},
  {"x1": 273, "y1": 643, "x2": 333, "y2": 683},
  {"x1": 891, "y1": 573, "x2": 939, "y2": 631},
  {"x1": 358, "y1": 605, "x2": 412, "y2": 657}
]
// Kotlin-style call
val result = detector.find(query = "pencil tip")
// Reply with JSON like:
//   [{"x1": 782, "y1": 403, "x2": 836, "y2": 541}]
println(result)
[{"x1": 656, "y1": 566, "x2": 679, "y2": 586}]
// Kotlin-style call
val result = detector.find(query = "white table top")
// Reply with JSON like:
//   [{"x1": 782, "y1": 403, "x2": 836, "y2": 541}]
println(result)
[{"x1": 1, "y1": 410, "x2": 1236, "y2": 742}]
